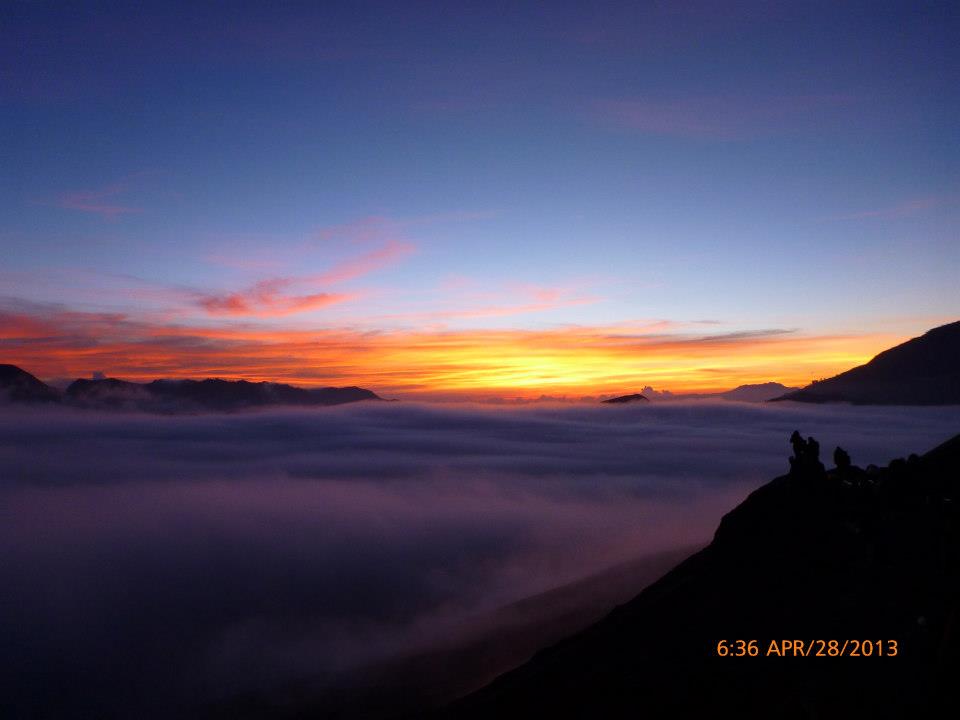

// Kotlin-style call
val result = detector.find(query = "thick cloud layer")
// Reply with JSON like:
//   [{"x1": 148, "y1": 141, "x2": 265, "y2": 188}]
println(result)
[{"x1": 2, "y1": 401, "x2": 958, "y2": 716}]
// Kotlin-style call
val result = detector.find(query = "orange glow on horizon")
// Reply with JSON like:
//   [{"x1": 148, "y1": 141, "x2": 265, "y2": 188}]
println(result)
[{"x1": 0, "y1": 308, "x2": 903, "y2": 399}]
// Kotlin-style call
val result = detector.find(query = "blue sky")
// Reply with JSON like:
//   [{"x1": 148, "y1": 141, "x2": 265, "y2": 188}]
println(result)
[{"x1": 1, "y1": 1, "x2": 958, "y2": 392}]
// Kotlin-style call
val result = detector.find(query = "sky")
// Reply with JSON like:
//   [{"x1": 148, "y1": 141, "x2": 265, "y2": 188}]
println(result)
[{"x1": 2, "y1": 1, "x2": 958, "y2": 397}]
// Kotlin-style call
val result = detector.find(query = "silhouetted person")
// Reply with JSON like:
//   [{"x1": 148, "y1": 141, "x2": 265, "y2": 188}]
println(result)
[
  {"x1": 834, "y1": 446, "x2": 851, "y2": 471},
  {"x1": 789, "y1": 430, "x2": 805, "y2": 474},
  {"x1": 790, "y1": 430, "x2": 804, "y2": 459}
]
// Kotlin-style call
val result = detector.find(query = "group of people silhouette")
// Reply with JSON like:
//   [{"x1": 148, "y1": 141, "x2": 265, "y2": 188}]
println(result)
[
  {"x1": 789, "y1": 430, "x2": 854, "y2": 480},
  {"x1": 789, "y1": 430, "x2": 825, "y2": 476}
]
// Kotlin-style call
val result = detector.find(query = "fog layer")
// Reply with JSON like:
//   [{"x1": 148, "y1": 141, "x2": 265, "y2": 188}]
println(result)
[{"x1": 2, "y1": 401, "x2": 958, "y2": 716}]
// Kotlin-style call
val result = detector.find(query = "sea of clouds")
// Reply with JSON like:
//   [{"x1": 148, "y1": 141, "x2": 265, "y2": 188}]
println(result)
[{"x1": 2, "y1": 400, "x2": 959, "y2": 716}]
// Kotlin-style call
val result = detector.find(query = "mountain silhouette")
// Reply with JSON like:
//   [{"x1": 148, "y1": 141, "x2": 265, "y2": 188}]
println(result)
[
  {"x1": 0, "y1": 364, "x2": 382, "y2": 411},
  {"x1": 637, "y1": 383, "x2": 799, "y2": 402},
  {"x1": 66, "y1": 376, "x2": 383, "y2": 411},
  {"x1": 601, "y1": 393, "x2": 649, "y2": 404},
  {"x1": 772, "y1": 320, "x2": 960, "y2": 405},
  {"x1": 0, "y1": 364, "x2": 60, "y2": 403},
  {"x1": 449, "y1": 431, "x2": 960, "y2": 719},
  {"x1": 719, "y1": 382, "x2": 798, "y2": 402},
  {"x1": 64, "y1": 377, "x2": 151, "y2": 408}
]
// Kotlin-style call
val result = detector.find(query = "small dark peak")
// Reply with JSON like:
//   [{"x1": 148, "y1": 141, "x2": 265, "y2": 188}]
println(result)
[
  {"x1": 0, "y1": 364, "x2": 60, "y2": 403},
  {"x1": 601, "y1": 393, "x2": 649, "y2": 404}
]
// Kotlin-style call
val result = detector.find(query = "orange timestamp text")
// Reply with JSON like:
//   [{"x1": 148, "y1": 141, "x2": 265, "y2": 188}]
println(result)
[{"x1": 716, "y1": 639, "x2": 898, "y2": 657}]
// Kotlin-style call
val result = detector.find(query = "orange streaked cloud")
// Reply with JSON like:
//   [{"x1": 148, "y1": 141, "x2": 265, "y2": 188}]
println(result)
[
  {"x1": 197, "y1": 280, "x2": 352, "y2": 317},
  {"x1": 0, "y1": 304, "x2": 901, "y2": 399},
  {"x1": 193, "y1": 239, "x2": 413, "y2": 318}
]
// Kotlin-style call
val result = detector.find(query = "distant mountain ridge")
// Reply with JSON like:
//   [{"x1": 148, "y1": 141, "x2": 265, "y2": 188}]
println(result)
[
  {"x1": 0, "y1": 365, "x2": 383, "y2": 412},
  {"x1": 604, "y1": 382, "x2": 799, "y2": 404},
  {"x1": 719, "y1": 382, "x2": 799, "y2": 402},
  {"x1": 772, "y1": 320, "x2": 960, "y2": 405}
]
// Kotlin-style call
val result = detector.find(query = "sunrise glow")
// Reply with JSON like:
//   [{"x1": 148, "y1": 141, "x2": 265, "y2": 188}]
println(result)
[{"x1": 0, "y1": 301, "x2": 902, "y2": 397}]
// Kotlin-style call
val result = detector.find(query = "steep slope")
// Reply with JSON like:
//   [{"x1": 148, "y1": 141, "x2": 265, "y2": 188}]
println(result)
[
  {"x1": 450, "y1": 432, "x2": 960, "y2": 719},
  {"x1": 773, "y1": 320, "x2": 960, "y2": 404},
  {"x1": 207, "y1": 549, "x2": 694, "y2": 719},
  {"x1": 0, "y1": 364, "x2": 60, "y2": 403}
]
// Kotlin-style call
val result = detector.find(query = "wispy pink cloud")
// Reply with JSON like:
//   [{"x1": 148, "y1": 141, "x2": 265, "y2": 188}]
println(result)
[
  {"x1": 314, "y1": 212, "x2": 493, "y2": 245},
  {"x1": 2, "y1": 215, "x2": 418, "y2": 321},
  {"x1": 594, "y1": 94, "x2": 854, "y2": 140},
  {"x1": 834, "y1": 196, "x2": 947, "y2": 220},
  {"x1": 56, "y1": 180, "x2": 143, "y2": 218},
  {"x1": 201, "y1": 217, "x2": 405, "y2": 273},
  {"x1": 196, "y1": 240, "x2": 413, "y2": 318},
  {"x1": 311, "y1": 239, "x2": 414, "y2": 284},
  {"x1": 202, "y1": 213, "x2": 477, "y2": 275},
  {"x1": 313, "y1": 215, "x2": 401, "y2": 245}
]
